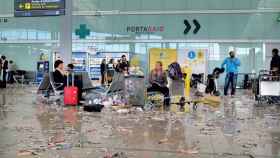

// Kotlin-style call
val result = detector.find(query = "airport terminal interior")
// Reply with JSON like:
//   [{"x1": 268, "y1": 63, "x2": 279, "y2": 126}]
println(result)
[{"x1": 1, "y1": 0, "x2": 280, "y2": 158}]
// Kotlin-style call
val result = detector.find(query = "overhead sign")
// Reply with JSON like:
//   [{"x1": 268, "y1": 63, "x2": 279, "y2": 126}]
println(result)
[
  {"x1": 14, "y1": 0, "x2": 65, "y2": 17},
  {"x1": 178, "y1": 49, "x2": 207, "y2": 74},
  {"x1": 184, "y1": 19, "x2": 201, "y2": 35},
  {"x1": 0, "y1": 18, "x2": 8, "y2": 23},
  {"x1": 75, "y1": 24, "x2": 90, "y2": 39},
  {"x1": 149, "y1": 48, "x2": 177, "y2": 71},
  {"x1": 127, "y1": 25, "x2": 164, "y2": 34}
]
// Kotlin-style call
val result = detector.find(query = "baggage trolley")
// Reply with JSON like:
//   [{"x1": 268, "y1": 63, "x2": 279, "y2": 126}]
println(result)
[{"x1": 255, "y1": 70, "x2": 280, "y2": 105}]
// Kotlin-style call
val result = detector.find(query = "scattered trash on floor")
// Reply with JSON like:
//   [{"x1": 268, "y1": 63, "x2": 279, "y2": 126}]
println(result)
[
  {"x1": 17, "y1": 150, "x2": 37, "y2": 156},
  {"x1": 177, "y1": 148, "x2": 199, "y2": 154},
  {"x1": 158, "y1": 138, "x2": 169, "y2": 144},
  {"x1": 104, "y1": 152, "x2": 128, "y2": 158}
]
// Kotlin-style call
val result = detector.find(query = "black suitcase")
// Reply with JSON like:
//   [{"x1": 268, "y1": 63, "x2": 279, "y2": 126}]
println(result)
[{"x1": 84, "y1": 104, "x2": 104, "y2": 112}]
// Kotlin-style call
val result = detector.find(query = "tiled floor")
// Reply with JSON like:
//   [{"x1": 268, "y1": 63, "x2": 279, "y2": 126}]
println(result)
[{"x1": 0, "y1": 86, "x2": 280, "y2": 158}]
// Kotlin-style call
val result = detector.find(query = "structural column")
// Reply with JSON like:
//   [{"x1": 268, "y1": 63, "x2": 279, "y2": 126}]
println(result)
[{"x1": 59, "y1": 0, "x2": 72, "y2": 64}]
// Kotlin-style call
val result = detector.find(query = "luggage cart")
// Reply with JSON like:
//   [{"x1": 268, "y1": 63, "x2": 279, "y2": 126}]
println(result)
[
  {"x1": 124, "y1": 75, "x2": 145, "y2": 106},
  {"x1": 255, "y1": 70, "x2": 280, "y2": 105}
]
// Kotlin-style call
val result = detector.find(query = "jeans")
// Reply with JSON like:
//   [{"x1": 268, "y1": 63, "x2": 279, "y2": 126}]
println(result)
[
  {"x1": 147, "y1": 84, "x2": 170, "y2": 107},
  {"x1": 224, "y1": 72, "x2": 238, "y2": 96},
  {"x1": 7, "y1": 71, "x2": 15, "y2": 84}
]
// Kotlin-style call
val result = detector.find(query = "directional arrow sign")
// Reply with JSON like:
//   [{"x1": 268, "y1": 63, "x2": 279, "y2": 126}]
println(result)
[
  {"x1": 184, "y1": 20, "x2": 191, "y2": 35},
  {"x1": 183, "y1": 19, "x2": 201, "y2": 35},
  {"x1": 193, "y1": 19, "x2": 201, "y2": 34}
]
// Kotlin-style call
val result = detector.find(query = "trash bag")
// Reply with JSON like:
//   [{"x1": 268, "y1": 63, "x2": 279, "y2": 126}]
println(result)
[
  {"x1": 84, "y1": 104, "x2": 104, "y2": 112},
  {"x1": 202, "y1": 96, "x2": 221, "y2": 108}
]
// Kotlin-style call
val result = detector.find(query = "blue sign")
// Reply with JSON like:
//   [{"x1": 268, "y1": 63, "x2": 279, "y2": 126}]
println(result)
[{"x1": 188, "y1": 51, "x2": 196, "y2": 59}]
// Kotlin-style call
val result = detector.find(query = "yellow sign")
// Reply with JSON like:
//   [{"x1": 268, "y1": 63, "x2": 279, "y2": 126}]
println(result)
[
  {"x1": 130, "y1": 55, "x2": 141, "y2": 67},
  {"x1": 149, "y1": 48, "x2": 177, "y2": 71},
  {"x1": 197, "y1": 50, "x2": 204, "y2": 60},
  {"x1": 19, "y1": 4, "x2": 24, "y2": 9},
  {"x1": 25, "y1": 3, "x2": 31, "y2": 10}
]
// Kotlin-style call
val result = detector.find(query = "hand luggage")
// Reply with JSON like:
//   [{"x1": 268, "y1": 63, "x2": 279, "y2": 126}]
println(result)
[
  {"x1": 64, "y1": 73, "x2": 78, "y2": 106},
  {"x1": 84, "y1": 104, "x2": 104, "y2": 112}
]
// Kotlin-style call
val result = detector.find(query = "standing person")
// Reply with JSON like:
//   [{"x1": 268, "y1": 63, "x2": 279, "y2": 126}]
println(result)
[
  {"x1": 115, "y1": 59, "x2": 121, "y2": 72},
  {"x1": 221, "y1": 51, "x2": 241, "y2": 96},
  {"x1": 107, "y1": 59, "x2": 115, "y2": 85},
  {"x1": 7, "y1": 60, "x2": 16, "y2": 84},
  {"x1": 270, "y1": 48, "x2": 280, "y2": 76},
  {"x1": 100, "y1": 59, "x2": 107, "y2": 86},
  {"x1": 1, "y1": 56, "x2": 8, "y2": 88},
  {"x1": 0, "y1": 56, "x2": 2, "y2": 79},
  {"x1": 148, "y1": 61, "x2": 170, "y2": 110},
  {"x1": 119, "y1": 55, "x2": 130, "y2": 74}
]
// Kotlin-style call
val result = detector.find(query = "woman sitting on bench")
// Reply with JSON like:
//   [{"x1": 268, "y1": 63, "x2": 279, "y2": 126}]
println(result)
[{"x1": 148, "y1": 61, "x2": 170, "y2": 109}]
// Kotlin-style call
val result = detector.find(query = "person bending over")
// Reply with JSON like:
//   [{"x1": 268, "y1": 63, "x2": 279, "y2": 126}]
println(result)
[
  {"x1": 148, "y1": 61, "x2": 170, "y2": 109},
  {"x1": 206, "y1": 67, "x2": 224, "y2": 96}
]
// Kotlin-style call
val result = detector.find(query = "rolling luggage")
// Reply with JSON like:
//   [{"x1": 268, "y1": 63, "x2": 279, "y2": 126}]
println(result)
[{"x1": 64, "y1": 73, "x2": 78, "y2": 106}]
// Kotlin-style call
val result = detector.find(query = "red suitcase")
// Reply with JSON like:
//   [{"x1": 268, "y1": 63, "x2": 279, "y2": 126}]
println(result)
[{"x1": 64, "y1": 73, "x2": 78, "y2": 106}]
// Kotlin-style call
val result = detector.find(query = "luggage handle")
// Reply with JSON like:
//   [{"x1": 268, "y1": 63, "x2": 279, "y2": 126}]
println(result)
[{"x1": 67, "y1": 72, "x2": 75, "y2": 87}]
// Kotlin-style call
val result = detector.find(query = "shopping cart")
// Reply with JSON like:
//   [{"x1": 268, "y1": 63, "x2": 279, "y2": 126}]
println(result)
[{"x1": 254, "y1": 70, "x2": 280, "y2": 105}]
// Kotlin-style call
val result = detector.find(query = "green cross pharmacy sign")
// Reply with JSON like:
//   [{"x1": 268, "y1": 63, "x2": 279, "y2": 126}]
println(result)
[{"x1": 75, "y1": 24, "x2": 90, "y2": 39}]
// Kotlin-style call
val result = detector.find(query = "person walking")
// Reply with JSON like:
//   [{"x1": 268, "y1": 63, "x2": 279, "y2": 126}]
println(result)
[{"x1": 221, "y1": 51, "x2": 241, "y2": 96}]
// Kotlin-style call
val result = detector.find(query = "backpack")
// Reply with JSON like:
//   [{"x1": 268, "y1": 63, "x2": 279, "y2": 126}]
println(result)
[{"x1": 168, "y1": 62, "x2": 183, "y2": 80}]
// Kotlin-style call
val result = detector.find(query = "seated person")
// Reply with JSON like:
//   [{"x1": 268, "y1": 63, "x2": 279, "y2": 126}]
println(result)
[
  {"x1": 67, "y1": 63, "x2": 74, "y2": 73},
  {"x1": 206, "y1": 67, "x2": 224, "y2": 96},
  {"x1": 53, "y1": 60, "x2": 83, "y2": 102},
  {"x1": 148, "y1": 61, "x2": 170, "y2": 108},
  {"x1": 53, "y1": 60, "x2": 67, "y2": 90}
]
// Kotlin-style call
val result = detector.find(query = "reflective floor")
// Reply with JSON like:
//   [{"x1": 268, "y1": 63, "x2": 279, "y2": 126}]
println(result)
[{"x1": 1, "y1": 86, "x2": 280, "y2": 158}]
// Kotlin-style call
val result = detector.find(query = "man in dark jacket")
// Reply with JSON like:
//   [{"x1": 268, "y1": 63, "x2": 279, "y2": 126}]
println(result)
[
  {"x1": 270, "y1": 48, "x2": 280, "y2": 75},
  {"x1": 1, "y1": 56, "x2": 8, "y2": 88},
  {"x1": 53, "y1": 60, "x2": 67, "y2": 90},
  {"x1": 100, "y1": 59, "x2": 107, "y2": 85},
  {"x1": 118, "y1": 55, "x2": 129, "y2": 74}
]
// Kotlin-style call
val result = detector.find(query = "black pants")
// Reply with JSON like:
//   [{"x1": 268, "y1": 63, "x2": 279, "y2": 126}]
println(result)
[
  {"x1": 101, "y1": 73, "x2": 106, "y2": 85},
  {"x1": 8, "y1": 71, "x2": 15, "y2": 84},
  {"x1": 2, "y1": 70, "x2": 7, "y2": 88},
  {"x1": 148, "y1": 84, "x2": 170, "y2": 107}
]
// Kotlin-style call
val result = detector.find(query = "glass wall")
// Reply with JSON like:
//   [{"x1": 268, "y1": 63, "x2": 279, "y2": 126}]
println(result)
[
  {"x1": 0, "y1": 43, "x2": 58, "y2": 71},
  {"x1": 0, "y1": 0, "x2": 279, "y2": 76}
]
